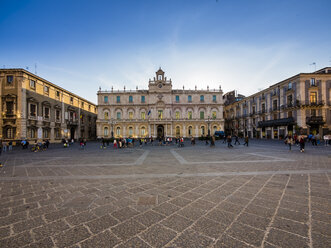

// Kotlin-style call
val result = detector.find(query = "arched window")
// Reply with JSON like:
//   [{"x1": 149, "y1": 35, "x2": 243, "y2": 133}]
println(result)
[
  {"x1": 141, "y1": 127, "x2": 146, "y2": 136},
  {"x1": 175, "y1": 111, "x2": 180, "y2": 120},
  {"x1": 104, "y1": 111, "x2": 109, "y2": 120},
  {"x1": 6, "y1": 127, "x2": 14, "y2": 139},
  {"x1": 30, "y1": 128, "x2": 36, "y2": 139},
  {"x1": 104, "y1": 127, "x2": 109, "y2": 136},
  {"x1": 116, "y1": 127, "x2": 121, "y2": 136},
  {"x1": 201, "y1": 126, "x2": 205, "y2": 136},
  {"x1": 129, "y1": 112, "x2": 133, "y2": 120},
  {"x1": 176, "y1": 126, "x2": 180, "y2": 136},
  {"x1": 188, "y1": 126, "x2": 193, "y2": 136},
  {"x1": 129, "y1": 127, "x2": 133, "y2": 136}
]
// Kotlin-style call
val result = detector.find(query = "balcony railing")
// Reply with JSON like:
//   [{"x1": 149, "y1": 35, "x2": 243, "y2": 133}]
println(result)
[{"x1": 306, "y1": 116, "x2": 324, "y2": 124}]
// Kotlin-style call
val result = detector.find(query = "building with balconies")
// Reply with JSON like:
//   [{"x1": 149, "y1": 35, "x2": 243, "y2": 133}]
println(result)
[
  {"x1": 0, "y1": 69, "x2": 97, "y2": 143},
  {"x1": 97, "y1": 68, "x2": 224, "y2": 139},
  {"x1": 224, "y1": 67, "x2": 331, "y2": 138}
]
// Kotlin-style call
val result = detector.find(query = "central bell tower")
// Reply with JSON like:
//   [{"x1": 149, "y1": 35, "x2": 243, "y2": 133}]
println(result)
[{"x1": 148, "y1": 67, "x2": 172, "y2": 92}]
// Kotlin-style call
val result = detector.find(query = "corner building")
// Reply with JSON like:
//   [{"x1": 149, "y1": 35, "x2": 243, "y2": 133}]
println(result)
[
  {"x1": 0, "y1": 69, "x2": 97, "y2": 143},
  {"x1": 224, "y1": 67, "x2": 331, "y2": 138},
  {"x1": 97, "y1": 69, "x2": 224, "y2": 139}
]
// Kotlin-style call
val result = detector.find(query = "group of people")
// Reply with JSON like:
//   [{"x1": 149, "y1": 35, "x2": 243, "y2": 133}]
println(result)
[
  {"x1": 223, "y1": 135, "x2": 249, "y2": 148},
  {"x1": 284, "y1": 134, "x2": 306, "y2": 152},
  {"x1": 0, "y1": 140, "x2": 13, "y2": 152}
]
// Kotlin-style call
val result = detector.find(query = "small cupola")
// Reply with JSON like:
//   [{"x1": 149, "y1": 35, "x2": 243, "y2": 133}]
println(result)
[{"x1": 156, "y1": 67, "x2": 165, "y2": 81}]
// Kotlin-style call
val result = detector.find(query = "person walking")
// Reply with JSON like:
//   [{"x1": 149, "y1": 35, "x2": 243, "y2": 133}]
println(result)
[
  {"x1": 234, "y1": 135, "x2": 240, "y2": 145},
  {"x1": 113, "y1": 139, "x2": 117, "y2": 148},
  {"x1": 8, "y1": 141, "x2": 13, "y2": 151},
  {"x1": 210, "y1": 135, "x2": 215, "y2": 147},
  {"x1": 287, "y1": 135, "x2": 293, "y2": 150},
  {"x1": 299, "y1": 135, "x2": 305, "y2": 152},
  {"x1": 2, "y1": 141, "x2": 7, "y2": 152},
  {"x1": 223, "y1": 135, "x2": 227, "y2": 144},
  {"x1": 227, "y1": 135, "x2": 233, "y2": 148},
  {"x1": 243, "y1": 136, "x2": 249, "y2": 147}
]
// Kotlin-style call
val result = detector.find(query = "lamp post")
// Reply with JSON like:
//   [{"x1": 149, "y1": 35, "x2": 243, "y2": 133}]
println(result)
[
  {"x1": 110, "y1": 118, "x2": 115, "y2": 138},
  {"x1": 206, "y1": 116, "x2": 211, "y2": 137}
]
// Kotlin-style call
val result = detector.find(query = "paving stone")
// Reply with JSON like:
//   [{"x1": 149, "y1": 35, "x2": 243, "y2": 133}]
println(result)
[
  {"x1": 66, "y1": 211, "x2": 97, "y2": 226},
  {"x1": 54, "y1": 225, "x2": 91, "y2": 248},
  {"x1": 80, "y1": 230, "x2": 120, "y2": 248},
  {"x1": 312, "y1": 210, "x2": 331, "y2": 223},
  {"x1": 91, "y1": 204, "x2": 118, "y2": 217},
  {"x1": 168, "y1": 196, "x2": 192, "y2": 207},
  {"x1": 161, "y1": 214, "x2": 193, "y2": 232},
  {"x1": 312, "y1": 220, "x2": 331, "y2": 237},
  {"x1": 32, "y1": 219, "x2": 70, "y2": 241},
  {"x1": 312, "y1": 232, "x2": 331, "y2": 248},
  {"x1": 237, "y1": 212, "x2": 271, "y2": 230},
  {"x1": 0, "y1": 231, "x2": 33, "y2": 248},
  {"x1": 171, "y1": 229, "x2": 213, "y2": 248},
  {"x1": 215, "y1": 234, "x2": 252, "y2": 248},
  {"x1": 25, "y1": 237, "x2": 55, "y2": 248},
  {"x1": 44, "y1": 208, "x2": 75, "y2": 222},
  {"x1": 12, "y1": 202, "x2": 39, "y2": 214},
  {"x1": 190, "y1": 199, "x2": 215, "y2": 211},
  {"x1": 140, "y1": 224, "x2": 177, "y2": 248},
  {"x1": 116, "y1": 236, "x2": 151, "y2": 248},
  {"x1": 227, "y1": 222, "x2": 265, "y2": 246},
  {"x1": 13, "y1": 216, "x2": 46, "y2": 234},
  {"x1": 0, "y1": 208, "x2": 10, "y2": 217},
  {"x1": 134, "y1": 210, "x2": 166, "y2": 226},
  {"x1": 111, "y1": 219, "x2": 146, "y2": 241},
  {"x1": 28, "y1": 204, "x2": 57, "y2": 218},
  {"x1": 177, "y1": 205, "x2": 206, "y2": 221},
  {"x1": 85, "y1": 214, "x2": 118, "y2": 233},
  {"x1": 266, "y1": 227, "x2": 309, "y2": 247},
  {"x1": 276, "y1": 208, "x2": 308, "y2": 223},
  {"x1": 0, "y1": 211, "x2": 27, "y2": 226},
  {"x1": 217, "y1": 201, "x2": 245, "y2": 214},
  {"x1": 205, "y1": 209, "x2": 236, "y2": 225},
  {"x1": 272, "y1": 217, "x2": 309, "y2": 237},
  {"x1": 111, "y1": 206, "x2": 139, "y2": 222},
  {"x1": 244, "y1": 204, "x2": 275, "y2": 219},
  {"x1": 152, "y1": 202, "x2": 180, "y2": 216},
  {"x1": 0, "y1": 226, "x2": 10, "y2": 239}
]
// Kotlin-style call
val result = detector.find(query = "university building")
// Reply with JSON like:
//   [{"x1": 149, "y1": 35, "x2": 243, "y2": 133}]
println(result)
[
  {"x1": 224, "y1": 67, "x2": 331, "y2": 138},
  {"x1": 97, "y1": 68, "x2": 224, "y2": 139},
  {"x1": 0, "y1": 69, "x2": 97, "y2": 143}
]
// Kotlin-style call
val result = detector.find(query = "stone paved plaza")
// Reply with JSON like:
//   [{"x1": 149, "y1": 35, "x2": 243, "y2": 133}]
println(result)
[{"x1": 0, "y1": 140, "x2": 330, "y2": 248}]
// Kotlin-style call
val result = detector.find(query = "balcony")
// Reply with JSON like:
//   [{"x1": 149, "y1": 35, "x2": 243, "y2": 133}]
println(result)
[
  {"x1": 257, "y1": 117, "x2": 295, "y2": 128},
  {"x1": 306, "y1": 116, "x2": 324, "y2": 125}
]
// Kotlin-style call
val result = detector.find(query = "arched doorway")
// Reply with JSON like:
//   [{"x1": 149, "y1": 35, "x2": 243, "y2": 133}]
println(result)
[
  {"x1": 70, "y1": 127, "x2": 75, "y2": 140},
  {"x1": 157, "y1": 125, "x2": 164, "y2": 138}
]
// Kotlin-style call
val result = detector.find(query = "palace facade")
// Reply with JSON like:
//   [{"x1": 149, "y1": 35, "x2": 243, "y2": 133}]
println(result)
[
  {"x1": 0, "y1": 69, "x2": 97, "y2": 143},
  {"x1": 224, "y1": 67, "x2": 331, "y2": 139},
  {"x1": 97, "y1": 69, "x2": 224, "y2": 139}
]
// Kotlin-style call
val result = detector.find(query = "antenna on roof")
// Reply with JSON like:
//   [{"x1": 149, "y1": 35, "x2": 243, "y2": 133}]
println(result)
[
  {"x1": 34, "y1": 63, "x2": 37, "y2": 74},
  {"x1": 309, "y1": 62, "x2": 316, "y2": 72}
]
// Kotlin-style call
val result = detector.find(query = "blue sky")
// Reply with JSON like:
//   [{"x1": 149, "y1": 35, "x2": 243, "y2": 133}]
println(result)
[{"x1": 1, "y1": 0, "x2": 331, "y2": 103}]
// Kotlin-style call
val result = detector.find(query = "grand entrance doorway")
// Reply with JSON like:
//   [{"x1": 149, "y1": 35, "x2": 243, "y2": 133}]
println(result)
[
  {"x1": 157, "y1": 125, "x2": 164, "y2": 138},
  {"x1": 70, "y1": 127, "x2": 75, "y2": 140}
]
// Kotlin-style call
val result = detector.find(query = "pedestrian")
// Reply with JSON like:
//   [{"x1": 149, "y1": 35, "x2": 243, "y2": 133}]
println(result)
[
  {"x1": 223, "y1": 135, "x2": 227, "y2": 144},
  {"x1": 299, "y1": 135, "x2": 305, "y2": 152},
  {"x1": 210, "y1": 135, "x2": 215, "y2": 147},
  {"x1": 101, "y1": 137, "x2": 105, "y2": 149},
  {"x1": 2, "y1": 141, "x2": 7, "y2": 152},
  {"x1": 286, "y1": 135, "x2": 293, "y2": 150},
  {"x1": 234, "y1": 135, "x2": 240, "y2": 145},
  {"x1": 8, "y1": 141, "x2": 12, "y2": 151},
  {"x1": 227, "y1": 135, "x2": 233, "y2": 148},
  {"x1": 324, "y1": 134, "x2": 330, "y2": 146},
  {"x1": 243, "y1": 136, "x2": 249, "y2": 147}
]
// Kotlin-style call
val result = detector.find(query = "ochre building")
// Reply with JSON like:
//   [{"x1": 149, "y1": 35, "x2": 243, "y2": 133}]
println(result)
[
  {"x1": 224, "y1": 67, "x2": 331, "y2": 138},
  {"x1": 97, "y1": 68, "x2": 224, "y2": 139},
  {"x1": 0, "y1": 69, "x2": 97, "y2": 143}
]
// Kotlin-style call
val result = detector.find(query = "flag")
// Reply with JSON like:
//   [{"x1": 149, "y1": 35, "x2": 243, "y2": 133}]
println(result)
[{"x1": 147, "y1": 110, "x2": 151, "y2": 116}]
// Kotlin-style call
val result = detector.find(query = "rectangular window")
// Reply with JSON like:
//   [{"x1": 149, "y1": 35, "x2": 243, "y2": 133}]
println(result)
[
  {"x1": 158, "y1": 110, "x2": 163, "y2": 119},
  {"x1": 44, "y1": 86, "x2": 49, "y2": 94},
  {"x1": 311, "y1": 109, "x2": 316, "y2": 117},
  {"x1": 176, "y1": 111, "x2": 180, "y2": 120},
  {"x1": 200, "y1": 95, "x2": 204, "y2": 102},
  {"x1": 104, "y1": 96, "x2": 108, "y2": 103},
  {"x1": 212, "y1": 95, "x2": 216, "y2": 102},
  {"x1": 44, "y1": 107, "x2": 50, "y2": 119},
  {"x1": 129, "y1": 112, "x2": 133, "y2": 119},
  {"x1": 56, "y1": 91, "x2": 60, "y2": 98},
  {"x1": 212, "y1": 111, "x2": 216, "y2": 119},
  {"x1": 273, "y1": 100, "x2": 277, "y2": 111},
  {"x1": 141, "y1": 112, "x2": 146, "y2": 120},
  {"x1": 288, "y1": 82, "x2": 292, "y2": 90},
  {"x1": 88, "y1": 105, "x2": 91, "y2": 111},
  {"x1": 30, "y1": 104, "x2": 36, "y2": 116},
  {"x1": 288, "y1": 111, "x2": 292, "y2": 118},
  {"x1": 116, "y1": 96, "x2": 120, "y2": 103},
  {"x1": 310, "y1": 78, "x2": 316, "y2": 86},
  {"x1": 176, "y1": 95, "x2": 180, "y2": 102},
  {"x1": 287, "y1": 95, "x2": 293, "y2": 106},
  {"x1": 188, "y1": 111, "x2": 192, "y2": 119},
  {"x1": 129, "y1": 96, "x2": 133, "y2": 103},
  {"x1": 188, "y1": 95, "x2": 192, "y2": 102},
  {"x1": 81, "y1": 102, "x2": 84, "y2": 108},
  {"x1": 273, "y1": 113, "x2": 278, "y2": 120},
  {"x1": 55, "y1": 129, "x2": 60, "y2": 138},
  {"x1": 56, "y1": 110, "x2": 61, "y2": 121},
  {"x1": 7, "y1": 75, "x2": 13, "y2": 85},
  {"x1": 30, "y1": 80, "x2": 36, "y2": 89},
  {"x1": 141, "y1": 96, "x2": 145, "y2": 103},
  {"x1": 117, "y1": 112, "x2": 121, "y2": 120},
  {"x1": 262, "y1": 104, "x2": 266, "y2": 113},
  {"x1": 200, "y1": 111, "x2": 204, "y2": 119},
  {"x1": 310, "y1": 92, "x2": 317, "y2": 104},
  {"x1": 70, "y1": 97, "x2": 73, "y2": 104},
  {"x1": 6, "y1": 101, "x2": 14, "y2": 115}
]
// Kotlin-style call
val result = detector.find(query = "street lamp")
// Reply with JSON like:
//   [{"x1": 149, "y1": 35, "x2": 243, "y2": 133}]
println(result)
[
  {"x1": 206, "y1": 116, "x2": 211, "y2": 137},
  {"x1": 109, "y1": 118, "x2": 115, "y2": 138}
]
